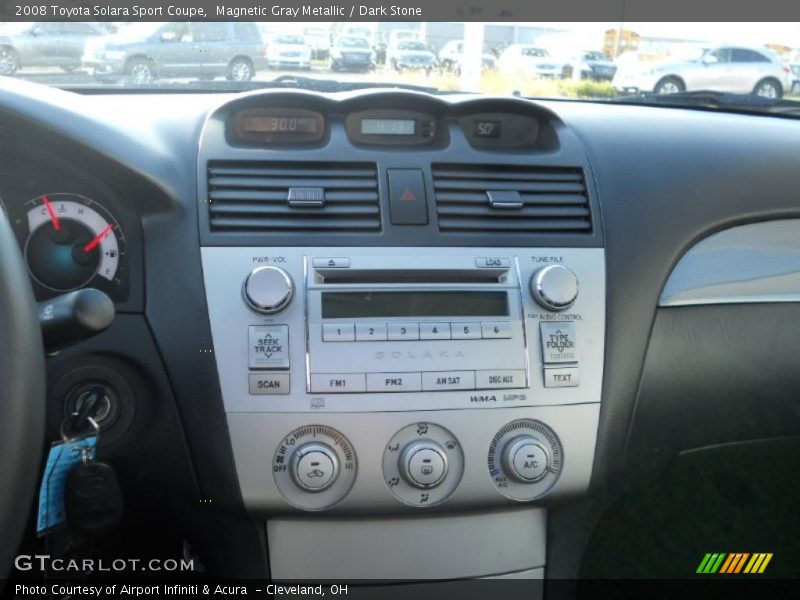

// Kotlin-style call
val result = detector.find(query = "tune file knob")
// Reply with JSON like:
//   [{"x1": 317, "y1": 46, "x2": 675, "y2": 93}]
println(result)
[
  {"x1": 530, "y1": 265, "x2": 579, "y2": 311},
  {"x1": 243, "y1": 266, "x2": 294, "y2": 314}
]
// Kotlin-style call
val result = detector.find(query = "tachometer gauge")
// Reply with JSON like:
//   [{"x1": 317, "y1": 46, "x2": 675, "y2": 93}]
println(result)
[{"x1": 23, "y1": 193, "x2": 124, "y2": 293}]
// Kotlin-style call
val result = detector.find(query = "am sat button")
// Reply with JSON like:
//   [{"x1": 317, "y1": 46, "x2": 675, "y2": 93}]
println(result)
[
  {"x1": 422, "y1": 371, "x2": 476, "y2": 391},
  {"x1": 249, "y1": 373, "x2": 290, "y2": 395}
]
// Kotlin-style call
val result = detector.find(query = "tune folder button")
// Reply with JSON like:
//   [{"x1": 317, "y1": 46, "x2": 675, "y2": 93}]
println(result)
[
  {"x1": 539, "y1": 321, "x2": 578, "y2": 364},
  {"x1": 248, "y1": 325, "x2": 290, "y2": 370}
]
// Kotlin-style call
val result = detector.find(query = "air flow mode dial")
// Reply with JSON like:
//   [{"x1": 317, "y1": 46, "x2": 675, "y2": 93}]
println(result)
[{"x1": 383, "y1": 423, "x2": 464, "y2": 507}]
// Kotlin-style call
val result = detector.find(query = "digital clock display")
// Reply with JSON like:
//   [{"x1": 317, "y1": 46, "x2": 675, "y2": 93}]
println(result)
[
  {"x1": 241, "y1": 115, "x2": 319, "y2": 134},
  {"x1": 360, "y1": 118, "x2": 416, "y2": 136}
]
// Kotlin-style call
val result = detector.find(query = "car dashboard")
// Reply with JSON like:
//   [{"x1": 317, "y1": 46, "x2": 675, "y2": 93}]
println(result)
[{"x1": 2, "y1": 78, "x2": 800, "y2": 584}]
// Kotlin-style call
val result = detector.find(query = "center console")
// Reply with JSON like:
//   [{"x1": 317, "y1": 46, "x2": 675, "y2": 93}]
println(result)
[{"x1": 198, "y1": 91, "x2": 605, "y2": 581}]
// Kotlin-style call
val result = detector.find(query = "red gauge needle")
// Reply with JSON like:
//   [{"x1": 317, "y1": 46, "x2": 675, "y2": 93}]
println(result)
[
  {"x1": 42, "y1": 195, "x2": 61, "y2": 231},
  {"x1": 84, "y1": 224, "x2": 113, "y2": 253}
]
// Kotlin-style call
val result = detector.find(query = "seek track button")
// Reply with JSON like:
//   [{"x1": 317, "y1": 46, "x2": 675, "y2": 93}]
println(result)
[{"x1": 248, "y1": 325, "x2": 289, "y2": 369}]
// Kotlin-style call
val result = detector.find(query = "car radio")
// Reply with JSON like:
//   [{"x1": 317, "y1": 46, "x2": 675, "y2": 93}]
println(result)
[
  {"x1": 304, "y1": 255, "x2": 528, "y2": 394},
  {"x1": 202, "y1": 246, "x2": 604, "y2": 514}
]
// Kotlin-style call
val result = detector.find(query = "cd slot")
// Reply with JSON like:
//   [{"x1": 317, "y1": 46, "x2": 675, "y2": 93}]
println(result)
[{"x1": 315, "y1": 268, "x2": 508, "y2": 284}]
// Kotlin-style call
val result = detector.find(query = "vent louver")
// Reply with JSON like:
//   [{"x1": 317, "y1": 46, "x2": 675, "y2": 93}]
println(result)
[
  {"x1": 432, "y1": 164, "x2": 592, "y2": 234},
  {"x1": 207, "y1": 161, "x2": 380, "y2": 232}
]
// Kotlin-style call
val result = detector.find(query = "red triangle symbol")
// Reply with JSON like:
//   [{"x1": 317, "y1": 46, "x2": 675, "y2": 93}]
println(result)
[{"x1": 400, "y1": 188, "x2": 416, "y2": 201}]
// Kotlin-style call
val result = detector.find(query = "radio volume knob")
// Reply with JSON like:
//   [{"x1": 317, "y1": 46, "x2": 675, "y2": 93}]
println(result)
[
  {"x1": 530, "y1": 265, "x2": 578, "y2": 311},
  {"x1": 243, "y1": 266, "x2": 294, "y2": 314}
]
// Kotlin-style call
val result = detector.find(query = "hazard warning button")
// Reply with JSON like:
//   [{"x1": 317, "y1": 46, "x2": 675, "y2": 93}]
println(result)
[{"x1": 388, "y1": 169, "x2": 428, "y2": 225}]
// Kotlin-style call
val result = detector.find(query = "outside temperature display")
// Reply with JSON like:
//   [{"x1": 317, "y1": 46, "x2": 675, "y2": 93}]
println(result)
[{"x1": 474, "y1": 120, "x2": 502, "y2": 138}]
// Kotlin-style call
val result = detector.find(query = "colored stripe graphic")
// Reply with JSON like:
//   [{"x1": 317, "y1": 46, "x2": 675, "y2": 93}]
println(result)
[
  {"x1": 699, "y1": 553, "x2": 773, "y2": 574},
  {"x1": 697, "y1": 553, "x2": 728, "y2": 573}
]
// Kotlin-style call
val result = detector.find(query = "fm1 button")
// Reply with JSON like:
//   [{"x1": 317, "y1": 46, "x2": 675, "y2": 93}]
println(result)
[
  {"x1": 503, "y1": 437, "x2": 549, "y2": 483},
  {"x1": 291, "y1": 443, "x2": 339, "y2": 492},
  {"x1": 400, "y1": 442, "x2": 448, "y2": 489}
]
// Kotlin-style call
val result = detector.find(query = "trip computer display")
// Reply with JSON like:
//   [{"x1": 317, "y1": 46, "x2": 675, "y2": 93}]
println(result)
[{"x1": 231, "y1": 108, "x2": 326, "y2": 144}]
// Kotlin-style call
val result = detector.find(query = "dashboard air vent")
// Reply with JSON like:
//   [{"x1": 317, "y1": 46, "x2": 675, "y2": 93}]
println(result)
[
  {"x1": 207, "y1": 161, "x2": 380, "y2": 232},
  {"x1": 432, "y1": 164, "x2": 592, "y2": 234}
]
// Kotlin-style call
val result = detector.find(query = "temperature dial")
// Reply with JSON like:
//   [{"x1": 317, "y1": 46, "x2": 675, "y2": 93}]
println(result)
[
  {"x1": 488, "y1": 419, "x2": 563, "y2": 501},
  {"x1": 530, "y1": 265, "x2": 578, "y2": 311},
  {"x1": 243, "y1": 266, "x2": 293, "y2": 314},
  {"x1": 273, "y1": 425, "x2": 356, "y2": 511},
  {"x1": 383, "y1": 423, "x2": 464, "y2": 507}
]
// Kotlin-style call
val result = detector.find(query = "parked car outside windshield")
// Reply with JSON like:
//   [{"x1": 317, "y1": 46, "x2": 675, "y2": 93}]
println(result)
[
  {"x1": 82, "y1": 22, "x2": 264, "y2": 84},
  {"x1": 0, "y1": 22, "x2": 106, "y2": 76},
  {"x1": 613, "y1": 45, "x2": 793, "y2": 98}
]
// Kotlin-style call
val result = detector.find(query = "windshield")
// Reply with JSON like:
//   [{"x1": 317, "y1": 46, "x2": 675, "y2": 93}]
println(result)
[{"x1": 1, "y1": 20, "x2": 798, "y2": 114}]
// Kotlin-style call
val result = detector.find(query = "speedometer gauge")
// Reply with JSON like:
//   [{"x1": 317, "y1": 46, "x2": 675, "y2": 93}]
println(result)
[{"x1": 23, "y1": 193, "x2": 124, "y2": 292}]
